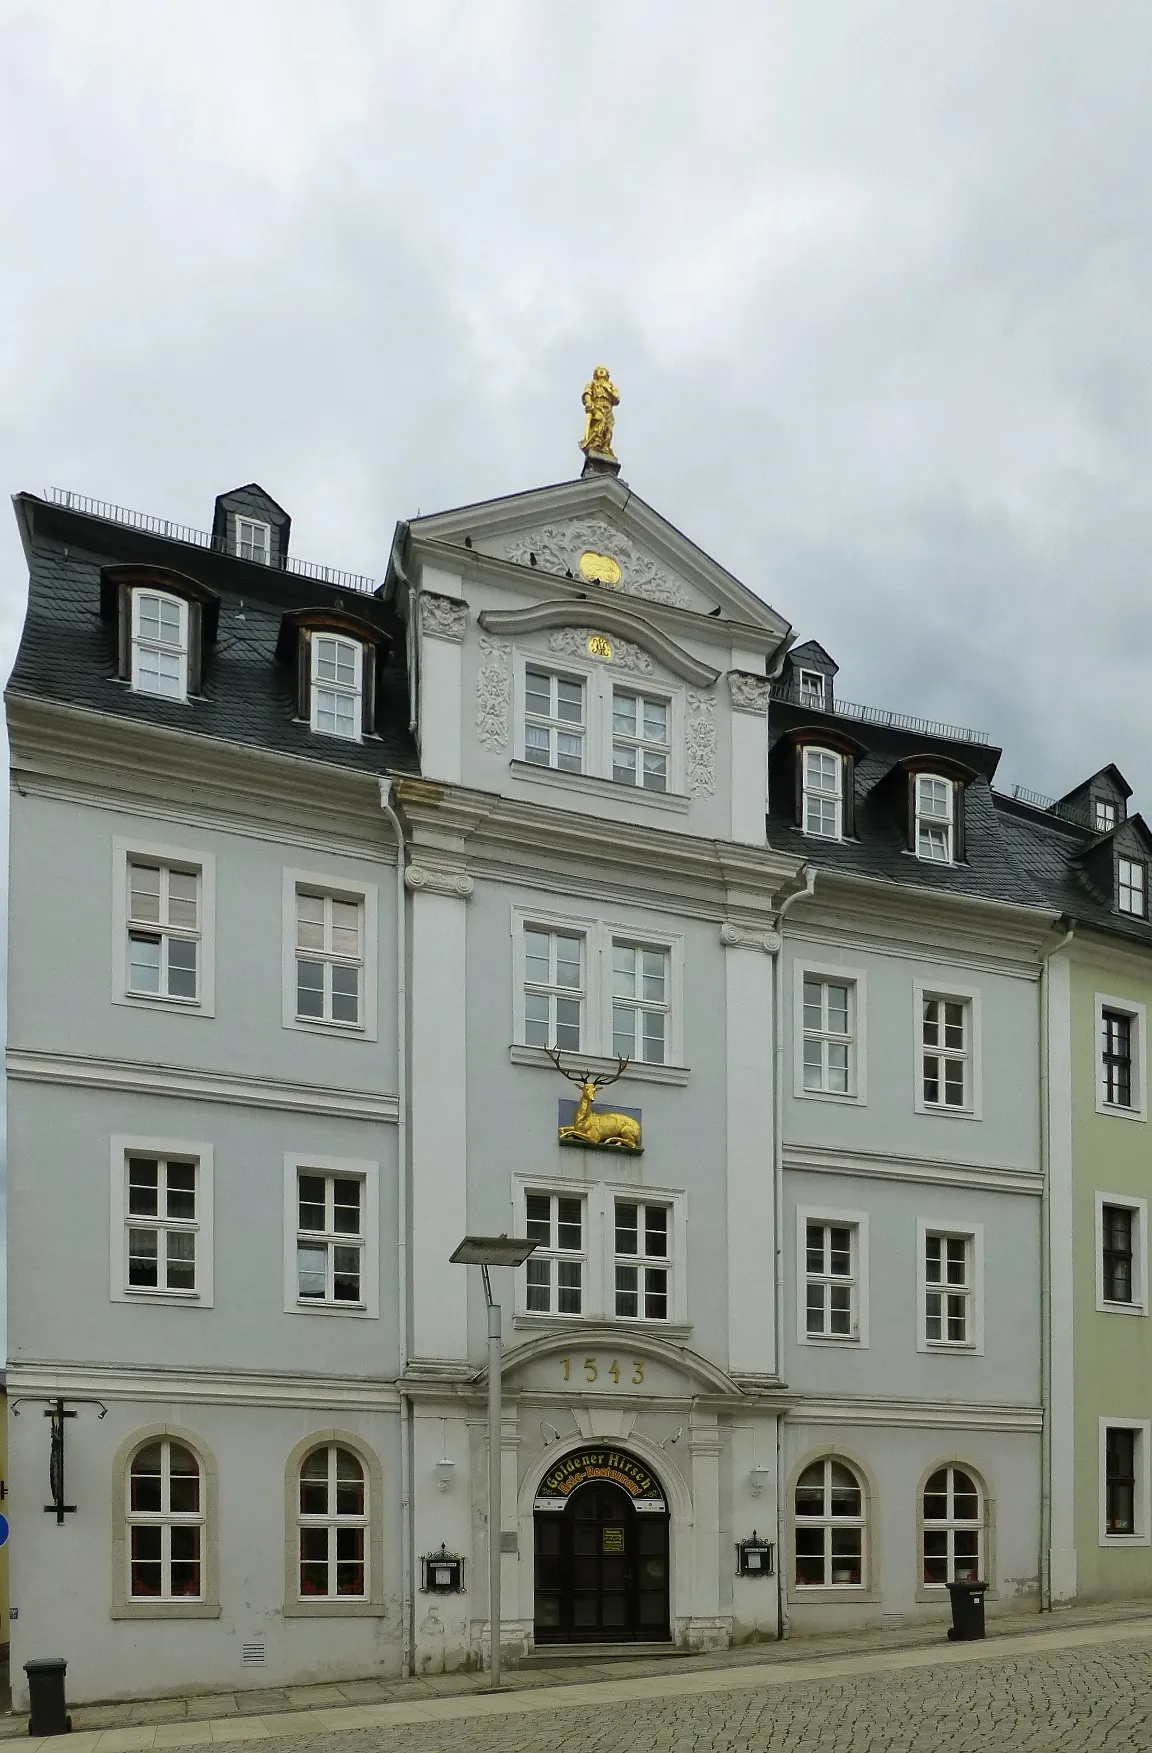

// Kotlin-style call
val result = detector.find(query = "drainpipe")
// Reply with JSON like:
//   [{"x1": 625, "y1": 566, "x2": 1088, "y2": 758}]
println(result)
[
  {"x1": 1038, "y1": 915, "x2": 1074, "y2": 1614},
  {"x1": 772, "y1": 865, "x2": 816, "y2": 1640},
  {"x1": 379, "y1": 780, "x2": 412, "y2": 1674}
]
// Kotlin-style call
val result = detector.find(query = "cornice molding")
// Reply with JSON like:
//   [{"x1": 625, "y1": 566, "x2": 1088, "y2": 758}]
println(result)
[
  {"x1": 419, "y1": 590, "x2": 468, "y2": 643},
  {"x1": 7, "y1": 1359, "x2": 401, "y2": 1412},
  {"x1": 404, "y1": 863, "x2": 475, "y2": 899},
  {"x1": 477, "y1": 601, "x2": 721, "y2": 688},
  {"x1": 788, "y1": 1394, "x2": 1043, "y2": 1432},
  {"x1": 727, "y1": 670, "x2": 772, "y2": 715},
  {"x1": 783, "y1": 1140, "x2": 1042, "y2": 1197}
]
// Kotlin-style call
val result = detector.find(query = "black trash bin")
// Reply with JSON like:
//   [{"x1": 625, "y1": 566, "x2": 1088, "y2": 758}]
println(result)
[
  {"x1": 24, "y1": 1658, "x2": 71, "y2": 1736},
  {"x1": 945, "y1": 1579, "x2": 987, "y2": 1641}
]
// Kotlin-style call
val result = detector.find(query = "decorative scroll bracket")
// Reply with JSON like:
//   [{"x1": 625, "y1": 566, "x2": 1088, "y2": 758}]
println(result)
[{"x1": 11, "y1": 1395, "x2": 108, "y2": 1524}]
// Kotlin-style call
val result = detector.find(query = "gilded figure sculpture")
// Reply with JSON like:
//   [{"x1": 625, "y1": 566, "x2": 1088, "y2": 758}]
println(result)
[
  {"x1": 580, "y1": 365, "x2": 620, "y2": 461},
  {"x1": 546, "y1": 1049, "x2": 641, "y2": 1149}
]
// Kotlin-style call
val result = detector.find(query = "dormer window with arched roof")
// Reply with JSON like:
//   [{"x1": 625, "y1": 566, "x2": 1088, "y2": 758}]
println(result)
[
  {"x1": 276, "y1": 608, "x2": 391, "y2": 746},
  {"x1": 803, "y1": 747, "x2": 843, "y2": 839},
  {"x1": 101, "y1": 564, "x2": 220, "y2": 705},
  {"x1": 915, "y1": 774, "x2": 955, "y2": 863},
  {"x1": 311, "y1": 633, "x2": 363, "y2": 740}
]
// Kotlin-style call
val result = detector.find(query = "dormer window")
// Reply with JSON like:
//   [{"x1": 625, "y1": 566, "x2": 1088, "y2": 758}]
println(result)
[
  {"x1": 311, "y1": 635, "x2": 362, "y2": 741},
  {"x1": 799, "y1": 669, "x2": 825, "y2": 711},
  {"x1": 131, "y1": 590, "x2": 188, "y2": 700},
  {"x1": 1119, "y1": 858, "x2": 1147, "y2": 918},
  {"x1": 1096, "y1": 799, "x2": 1118, "y2": 834},
  {"x1": 803, "y1": 748, "x2": 843, "y2": 839},
  {"x1": 236, "y1": 517, "x2": 271, "y2": 565},
  {"x1": 916, "y1": 775, "x2": 954, "y2": 863}
]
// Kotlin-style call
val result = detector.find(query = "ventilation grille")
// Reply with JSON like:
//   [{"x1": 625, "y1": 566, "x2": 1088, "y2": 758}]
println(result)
[{"x1": 241, "y1": 1641, "x2": 266, "y2": 1666}]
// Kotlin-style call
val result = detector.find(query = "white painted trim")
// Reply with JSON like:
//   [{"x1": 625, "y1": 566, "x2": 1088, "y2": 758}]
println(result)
[
  {"x1": 512, "y1": 644, "x2": 686, "y2": 793},
  {"x1": 111, "y1": 835, "x2": 216, "y2": 1017},
  {"x1": 281, "y1": 865, "x2": 379, "y2": 1043},
  {"x1": 282, "y1": 1151, "x2": 380, "y2": 1320},
  {"x1": 1095, "y1": 1192, "x2": 1149, "y2": 1316},
  {"x1": 912, "y1": 975, "x2": 983, "y2": 1121},
  {"x1": 308, "y1": 631, "x2": 363, "y2": 743},
  {"x1": 7, "y1": 1359, "x2": 401, "y2": 1411},
  {"x1": 109, "y1": 1134, "x2": 214, "y2": 1308},
  {"x1": 790, "y1": 1395, "x2": 1042, "y2": 1432},
  {"x1": 130, "y1": 588, "x2": 189, "y2": 701},
  {"x1": 915, "y1": 1218, "x2": 985, "y2": 1356},
  {"x1": 511, "y1": 1176, "x2": 603, "y2": 1322},
  {"x1": 510, "y1": 1176, "x2": 688, "y2": 1327},
  {"x1": 1045, "y1": 952, "x2": 1077, "y2": 1600},
  {"x1": 7, "y1": 1048, "x2": 398, "y2": 1122},
  {"x1": 234, "y1": 514, "x2": 272, "y2": 563},
  {"x1": 795, "y1": 1205, "x2": 870, "y2": 1348},
  {"x1": 1098, "y1": 1417, "x2": 1152, "y2": 1547},
  {"x1": 792, "y1": 958, "x2": 868, "y2": 1106},
  {"x1": 799, "y1": 746, "x2": 844, "y2": 842},
  {"x1": 1094, "y1": 991, "x2": 1148, "y2": 1122},
  {"x1": 783, "y1": 1141, "x2": 1041, "y2": 1197},
  {"x1": 508, "y1": 1044, "x2": 689, "y2": 1085}
]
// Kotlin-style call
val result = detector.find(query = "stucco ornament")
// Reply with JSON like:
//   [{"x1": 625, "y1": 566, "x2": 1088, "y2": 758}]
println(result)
[
  {"x1": 404, "y1": 864, "x2": 474, "y2": 899},
  {"x1": 685, "y1": 691, "x2": 717, "y2": 797},
  {"x1": 719, "y1": 922, "x2": 782, "y2": 953},
  {"x1": 503, "y1": 518, "x2": 690, "y2": 609},
  {"x1": 476, "y1": 636, "x2": 512, "y2": 751},
  {"x1": 727, "y1": 671, "x2": 772, "y2": 715},
  {"x1": 419, "y1": 592, "x2": 468, "y2": 642},
  {"x1": 547, "y1": 627, "x2": 654, "y2": 676}
]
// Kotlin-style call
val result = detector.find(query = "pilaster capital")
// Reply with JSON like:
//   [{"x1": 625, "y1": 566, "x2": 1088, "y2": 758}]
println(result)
[
  {"x1": 405, "y1": 863, "x2": 474, "y2": 900},
  {"x1": 420, "y1": 591, "x2": 468, "y2": 643},
  {"x1": 726, "y1": 670, "x2": 772, "y2": 715},
  {"x1": 720, "y1": 921, "x2": 781, "y2": 954}
]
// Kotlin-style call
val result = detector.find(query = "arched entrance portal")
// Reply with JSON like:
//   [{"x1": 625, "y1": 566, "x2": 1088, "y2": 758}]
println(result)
[{"x1": 533, "y1": 1447, "x2": 670, "y2": 1643}]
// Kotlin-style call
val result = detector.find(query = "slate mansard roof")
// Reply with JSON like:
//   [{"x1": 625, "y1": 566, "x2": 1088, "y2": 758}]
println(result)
[{"x1": 6, "y1": 492, "x2": 419, "y2": 778}]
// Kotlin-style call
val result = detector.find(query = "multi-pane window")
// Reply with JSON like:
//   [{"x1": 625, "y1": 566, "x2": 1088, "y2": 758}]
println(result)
[
  {"x1": 1118, "y1": 858, "x2": 1146, "y2": 918},
  {"x1": 132, "y1": 591, "x2": 188, "y2": 700},
  {"x1": 915, "y1": 775, "x2": 954, "y2": 863},
  {"x1": 524, "y1": 1192, "x2": 584, "y2": 1315},
  {"x1": 612, "y1": 691, "x2": 669, "y2": 791},
  {"x1": 802, "y1": 978, "x2": 852, "y2": 1095},
  {"x1": 298, "y1": 1445, "x2": 367, "y2": 1597},
  {"x1": 127, "y1": 860, "x2": 200, "y2": 1001},
  {"x1": 311, "y1": 635, "x2": 362, "y2": 740},
  {"x1": 523, "y1": 928, "x2": 584, "y2": 1051},
  {"x1": 794, "y1": 1458, "x2": 864, "y2": 1587},
  {"x1": 524, "y1": 669, "x2": 584, "y2": 772},
  {"x1": 925, "y1": 1232, "x2": 972, "y2": 1344},
  {"x1": 922, "y1": 1467, "x2": 982, "y2": 1585},
  {"x1": 1105, "y1": 1427, "x2": 1137, "y2": 1536},
  {"x1": 612, "y1": 942, "x2": 669, "y2": 1064},
  {"x1": 1096, "y1": 798, "x2": 1118, "y2": 833},
  {"x1": 798, "y1": 669, "x2": 825, "y2": 710},
  {"x1": 236, "y1": 516, "x2": 271, "y2": 564},
  {"x1": 806, "y1": 1222, "x2": 856, "y2": 1338},
  {"x1": 126, "y1": 1156, "x2": 198, "y2": 1294},
  {"x1": 296, "y1": 890, "x2": 362, "y2": 1027},
  {"x1": 296, "y1": 1172, "x2": 364, "y2": 1305},
  {"x1": 922, "y1": 996, "x2": 969, "y2": 1109},
  {"x1": 1102, "y1": 1009, "x2": 1133, "y2": 1109},
  {"x1": 128, "y1": 1440, "x2": 203, "y2": 1600},
  {"x1": 1102, "y1": 1205, "x2": 1135, "y2": 1304},
  {"x1": 615, "y1": 1200, "x2": 670, "y2": 1321},
  {"x1": 802, "y1": 747, "x2": 843, "y2": 839}
]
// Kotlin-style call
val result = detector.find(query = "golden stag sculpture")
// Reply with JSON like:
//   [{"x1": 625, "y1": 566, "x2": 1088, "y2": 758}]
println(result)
[{"x1": 546, "y1": 1049, "x2": 641, "y2": 1150}]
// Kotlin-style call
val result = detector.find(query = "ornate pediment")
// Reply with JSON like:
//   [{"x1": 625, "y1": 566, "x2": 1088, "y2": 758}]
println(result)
[{"x1": 502, "y1": 517, "x2": 691, "y2": 610}]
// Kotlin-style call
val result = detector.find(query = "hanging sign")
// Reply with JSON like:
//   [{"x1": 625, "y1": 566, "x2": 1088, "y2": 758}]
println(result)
[{"x1": 534, "y1": 1447, "x2": 667, "y2": 1514}]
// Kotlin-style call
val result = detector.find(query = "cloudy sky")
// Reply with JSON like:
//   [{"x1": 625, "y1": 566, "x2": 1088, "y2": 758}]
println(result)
[{"x1": 3, "y1": 0, "x2": 1152, "y2": 804}]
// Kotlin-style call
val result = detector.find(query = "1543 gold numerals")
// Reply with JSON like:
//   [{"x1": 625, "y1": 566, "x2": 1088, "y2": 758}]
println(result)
[{"x1": 560, "y1": 1356, "x2": 645, "y2": 1385}]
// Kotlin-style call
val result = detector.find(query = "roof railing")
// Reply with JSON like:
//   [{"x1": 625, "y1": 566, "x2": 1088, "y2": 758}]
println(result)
[
  {"x1": 44, "y1": 487, "x2": 379, "y2": 596},
  {"x1": 773, "y1": 680, "x2": 991, "y2": 746},
  {"x1": 1011, "y1": 783, "x2": 1058, "y2": 810}
]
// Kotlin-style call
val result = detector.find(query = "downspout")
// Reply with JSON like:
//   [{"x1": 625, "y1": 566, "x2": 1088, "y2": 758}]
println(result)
[
  {"x1": 1038, "y1": 916, "x2": 1074, "y2": 1614},
  {"x1": 379, "y1": 779, "x2": 412, "y2": 1673},
  {"x1": 772, "y1": 864, "x2": 816, "y2": 1641}
]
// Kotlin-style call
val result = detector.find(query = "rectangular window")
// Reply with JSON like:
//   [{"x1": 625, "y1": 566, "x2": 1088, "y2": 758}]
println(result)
[
  {"x1": 805, "y1": 1221, "x2": 856, "y2": 1338},
  {"x1": 615, "y1": 1200, "x2": 670, "y2": 1320},
  {"x1": 296, "y1": 1171, "x2": 364, "y2": 1306},
  {"x1": 127, "y1": 860, "x2": 200, "y2": 1002},
  {"x1": 1119, "y1": 858, "x2": 1146, "y2": 918},
  {"x1": 802, "y1": 748, "x2": 842, "y2": 839},
  {"x1": 1096, "y1": 799, "x2": 1118, "y2": 833},
  {"x1": 802, "y1": 977, "x2": 853, "y2": 1095},
  {"x1": 924, "y1": 1232, "x2": 971, "y2": 1345},
  {"x1": 798, "y1": 669, "x2": 825, "y2": 710},
  {"x1": 524, "y1": 1192, "x2": 584, "y2": 1315},
  {"x1": 612, "y1": 691, "x2": 669, "y2": 792},
  {"x1": 1102, "y1": 1204, "x2": 1134, "y2": 1304},
  {"x1": 236, "y1": 517, "x2": 271, "y2": 564},
  {"x1": 1106, "y1": 1427, "x2": 1137, "y2": 1535},
  {"x1": 296, "y1": 889, "x2": 363, "y2": 1028},
  {"x1": 310, "y1": 635, "x2": 362, "y2": 741},
  {"x1": 1102, "y1": 1009, "x2": 1133, "y2": 1108},
  {"x1": 524, "y1": 669, "x2": 584, "y2": 772},
  {"x1": 523, "y1": 927, "x2": 584, "y2": 1051},
  {"x1": 611, "y1": 942, "x2": 669, "y2": 1064},
  {"x1": 125, "y1": 1155, "x2": 198, "y2": 1294},
  {"x1": 132, "y1": 590, "x2": 189, "y2": 700},
  {"x1": 915, "y1": 775, "x2": 954, "y2": 863},
  {"x1": 921, "y1": 996, "x2": 969, "y2": 1109}
]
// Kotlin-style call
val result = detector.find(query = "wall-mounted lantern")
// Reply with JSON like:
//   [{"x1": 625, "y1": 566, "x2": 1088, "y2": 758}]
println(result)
[
  {"x1": 736, "y1": 1533, "x2": 775, "y2": 1577},
  {"x1": 435, "y1": 1458, "x2": 456, "y2": 1493},
  {"x1": 748, "y1": 1465, "x2": 772, "y2": 1498},
  {"x1": 421, "y1": 1545, "x2": 464, "y2": 1594}
]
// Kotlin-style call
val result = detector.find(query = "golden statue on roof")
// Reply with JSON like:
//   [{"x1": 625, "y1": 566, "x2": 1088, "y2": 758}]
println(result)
[{"x1": 580, "y1": 365, "x2": 620, "y2": 461}]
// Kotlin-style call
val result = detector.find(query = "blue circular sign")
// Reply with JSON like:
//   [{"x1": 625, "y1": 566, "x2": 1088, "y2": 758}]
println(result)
[{"x1": 0, "y1": 1513, "x2": 11, "y2": 1547}]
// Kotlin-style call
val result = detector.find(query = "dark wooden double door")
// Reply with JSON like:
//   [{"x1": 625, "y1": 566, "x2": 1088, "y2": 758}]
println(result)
[{"x1": 534, "y1": 1481, "x2": 670, "y2": 1642}]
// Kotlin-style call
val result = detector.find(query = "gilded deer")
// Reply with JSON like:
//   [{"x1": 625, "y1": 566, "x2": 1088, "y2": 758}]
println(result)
[{"x1": 546, "y1": 1050, "x2": 641, "y2": 1150}]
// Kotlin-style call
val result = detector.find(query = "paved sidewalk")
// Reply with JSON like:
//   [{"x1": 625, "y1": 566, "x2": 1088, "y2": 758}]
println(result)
[{"x1": 12, "y1": 1602, "x2": 1152, "y2": 1753}]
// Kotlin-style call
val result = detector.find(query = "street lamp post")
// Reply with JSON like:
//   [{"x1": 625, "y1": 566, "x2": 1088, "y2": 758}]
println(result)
[{"x1": 450, "y1": 1234, "x2": 538, "y2": 1690}]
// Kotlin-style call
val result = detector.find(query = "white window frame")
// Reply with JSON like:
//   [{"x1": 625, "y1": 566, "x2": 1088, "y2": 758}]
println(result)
[
  {"x1": 235, "y1": 515, "x2": 271, "y2": 564},
  {"x1": 793, "y1": 960, "x2": 867, "y2": 1105},
  {"x1": 611, "y1": 686, "x2": 673, "y2": 793},
  {"x1": 1099, "y1": 1418, "x2": 1152, "y2": 1547},
  {"x1": 309, "y1": 633, "x2": 363, "y2": 743},
  {"x1": 511, "y1": 1177, "x2": 688, "y2": 1329},
  {"x1": 795, "y1": 1206, "x2": 869, "y2": 1348},
  {"x1": 109, "y1": 1136, "x2": 214, "y2": 1308},
  {"x1": 613, "y1": 1195, "x2": 675, "y2": 1323},
  {"x1": 126, "y1": 1436, "x2": 206, "y2": 1603},
  {"x1": 1094, "y1": 993, "x2": 1147, "y2": 1122},
  {"x1": 111, "y1": 838, "x2": 216, "y2": 1017},
  {"x1": 511, "y1": 650, "x2": 685, "y2": 798},
  {"x1": 914, "y1": 774, "x2": 955, "y2": 865},
  {"x1": 920, "y1": 1465, "x2": 984, "y2": 1588},
  {"x1": 916, "y1": 1219, "x2": 984, "y2": 1355},
  {"x1": 296, "y1": 1442, "x2": 369, "y2": 1601},
  {"x1": 520, "y1": 661, "x2": 588, "y2": 774},
  {"x1": 912, "y1": 977, "x2": 982, "y2": 1120},
  {"x1": 798, "y1": 669, "x2": 826, "y2": 711},
  {"x1": 1118, "y1": 857, "x2": 1147, "y2": 918},
  {"x1": 283, "y1": 1153, "x2": 379, "y2": 1320},
  {"x1": 523, "y1": 1187, "x2": 589, "y2": 1318},
  {"x1": 282, "y1": 868, "x2": 378, "y2": 1042},
  {"x1": 510, "y1": 905, "x2": 685, "y2": 1069},
  {"x1": 1095, "y1": 1192, "x2": 1149, "y2": 1315},
  {"x1": 1095, "y1": 798, "x2": 1118, "y2": 833},
  {"x1": 130, "y1": 589, "x2": 189, "y2": 701},
  {"x1": 792, "y1": 1455, "x2": 868, "y2": 1591},
  {"x1": 801, "y1": 745, "x2": 843, "y2": 841}
]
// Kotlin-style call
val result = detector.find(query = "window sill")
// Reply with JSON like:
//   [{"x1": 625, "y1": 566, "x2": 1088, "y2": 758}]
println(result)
[
  {"x1": 915, "y1": 1105, "x2": 981, "y2": 1123},
  {"x1": 283, "y1": 1600, "x2": 389, "y2": 1618},
  {"x1": 1098, "y1": 1299, "x2": 1148, "y2": 1317},
  {"x1": 288, "y1": 1300, "x2": 374, "y2": 1319},
  {"x1": 1099, "y1": 1532, "x2": 1152, "y2": 1548},
  {"x1": 794, "y1": 1087, "x2": 865, "y2": 1108},
  {"x1": 122, "y1": 1288, "x2": 204, "y2": 1305},
  {"x1": 1097, "y1": 1101, "x2": 1148, "y2": 1123},
  {"x1": 922, "y1": 1341, "x2": 979, "y2": 1356},
  {"x1": 112, "y1": 1602, "x2": 221, "y2": 1620},
  {"x1": 509, "y1": 1045, "x2": 690, "y2": 1086},
  {"x1": 513, "y1": 1313, "x2": 692, "y2": 1340},
  {"x1": 789, "y1": 1586, "x2": 880, "y2": 1606},
  {"x1": 284, "y1": 1016, "x2": 374, "y2": 1044},
  {"x1": 115, "y1": 991, "x2": 211, "y2": 1019},
  {"x1": 797, "y1": 1332, "x2": 864, "y2": 1348},
  {"x1": 509, "y1": 760, "x2": 690, "y2": 814}
]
